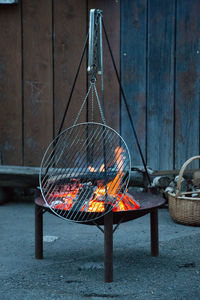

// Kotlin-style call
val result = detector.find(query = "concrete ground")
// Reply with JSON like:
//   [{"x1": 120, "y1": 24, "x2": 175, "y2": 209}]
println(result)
[{"x1": 0, "y1": 201, "x2": 200, "y2": 300}]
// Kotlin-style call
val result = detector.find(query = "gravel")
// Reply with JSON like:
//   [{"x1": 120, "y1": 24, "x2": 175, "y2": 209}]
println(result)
[{"x1": 0, "y1": 202, "x2": 200, "y2": 299}]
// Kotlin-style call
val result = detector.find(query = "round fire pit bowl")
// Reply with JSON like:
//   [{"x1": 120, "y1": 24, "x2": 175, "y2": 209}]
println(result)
[{"x1": 35, "y1": 192, "x2": 165, "y2": 225}]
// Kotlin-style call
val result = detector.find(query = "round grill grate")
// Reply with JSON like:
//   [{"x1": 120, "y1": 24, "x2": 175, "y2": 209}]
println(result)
[{"x1": 39, "y1": 122, "x2": 131, "y2": 222}]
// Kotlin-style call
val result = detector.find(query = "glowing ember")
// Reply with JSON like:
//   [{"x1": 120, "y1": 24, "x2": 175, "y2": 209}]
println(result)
[
  {"x1": 48, "y1": 146, "x2": 140, "y2": 213},
  {"x1": 48, "y1": 183, "x2": 140, "y2": 213}
]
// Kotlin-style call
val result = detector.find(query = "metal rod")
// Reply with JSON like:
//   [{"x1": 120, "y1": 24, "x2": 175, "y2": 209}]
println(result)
[
  {"x1": 113, "y1": 217, "x2": 124, "y2": 234},
  {"x1": 43, "y1": 129, "x2": 105, "y2": 219},
  {"x1": 43, "y1": 33, "x2": 89, "y2": 177},
  {"x1": 43, "y1": 125, "x2": 101, "y2": 207},
  {"x1": 58, "y1": 141, "x2": 128, "y2": 222},
  {"x1": 60, "y1": 126, "x2": 112, "y2": 219},
  {"x1": 102, "y1": 21, "x2": 151, "y2": 186},
  {"x1": 41, "y1": 126, "x2": 81, "y2": 184},
  {"x1": 42, "y1": 124, "x2": 96, "y2": 193},
  {"x1": 88, "y1": 9, "x2": 95, "y2": 73},
  {"x1": 104, "y1": 206, "x2": 113, "y2": 282},
  {"x1": 87, "y1": 132, "x2": 127, "y2": 216},
  {"x1": 51, "y1": 126, "x2": 118, "y2": 220},
  {"x1": 43, "y1": 125, "x2": 89, "y2": 186},
  {"x1": 35, "y1": 203, "x2": 43, "y2": 259},
  {"x1": 99, "y1": 12, "x2": 104, "y2": 114},
  {"x1": 58, "y1": 33, "x2": 89, "y2": 135},
  {"x1": 93, "y1": 222, "x2": 104, "y2": 233},
  {"x1": 150, "y1": 209, "x2": 159, "y2": 256},
  {"x1": 43, "y1": 117, "x2": 82, "y2": 177},
  {"x1": 84, "y1": 156, "x2": 129, "y2": 222}
]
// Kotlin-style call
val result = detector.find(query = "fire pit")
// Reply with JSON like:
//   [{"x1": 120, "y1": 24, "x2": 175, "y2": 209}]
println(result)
[
  {"x1": 35, "y1": 191, "x2": 165, "y2": 282},
  {"x1": 35, "y1": 9, "x2": 165, "y2": 282}
]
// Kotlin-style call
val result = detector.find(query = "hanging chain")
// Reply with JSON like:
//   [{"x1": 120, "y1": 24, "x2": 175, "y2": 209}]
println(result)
[
  {"x1": 73, "y1": 84, "x2": 92, "y2": 126},
  {"x1": 93, "y1": 84, "x2": 106, "y2": 125},
  {"x1": 73, "y1": 81, "x2": 105, "y2": 126},
  {"x1": 91, "y1": 82, "x2": 94, "y2": 123},
  {"x1": 73, "y1": 9, "x2": 105, "y2": 127}
]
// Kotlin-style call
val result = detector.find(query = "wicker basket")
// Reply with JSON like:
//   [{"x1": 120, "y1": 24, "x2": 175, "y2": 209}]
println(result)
[{"x1": 168, "y1": 156, "x2": 200, "y2": 226}]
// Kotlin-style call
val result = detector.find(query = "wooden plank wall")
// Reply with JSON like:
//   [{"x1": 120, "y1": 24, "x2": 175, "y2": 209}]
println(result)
[
  {"x1": 175, "y1": 0, "x2": 200, "y2": 169},
  {"x1": 53, "y1": 0, "x2": 87, "y2": 132},
  {"x1": 146, "y1": 0, "x2": 175, "y2": 170},
  {"x1": 0, "y1": 4, "x2": 22, "y2": 165},
  {"x1": 0, "y1": 0, "x2": 199, "y2": 170},
  {"x1": 121, "y1": 0, "x2": 200, "y2": 170},
  {"x1": 22, "y1": 0, "x2": 53, "y2": 166},
  {"x1": 121, "y1": 0, "x2": 147, "y2": 167}
]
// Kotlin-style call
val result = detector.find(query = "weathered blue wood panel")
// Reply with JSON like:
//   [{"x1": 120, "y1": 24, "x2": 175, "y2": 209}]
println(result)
[
  {"x1": 0, "y1": 5, "x2": 22, "y2": 165},
  {"x1": 121, "y1": 0, "x2": 147, "y2": 166},
  {"x1": 0, "y1": 0, "x2": 199, "y2": 169},
  {"x1": 54, "y1": 0, "x2": 87, "y2": 133},
  {"x1": 147, "y1": 0, "x2": 175, "y2": 170},
  {"x1": 23, "y1": 0, "x2": 53, "y2": 166},
  {"x1": 175, "y1": 0, "x2": 200, "y2": 169}
]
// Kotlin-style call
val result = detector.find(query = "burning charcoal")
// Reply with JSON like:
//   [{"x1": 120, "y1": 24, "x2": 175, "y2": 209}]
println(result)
[
  {"x1": 70, "y1": 183, "x2": 95, "y2": 213},
  {"x1": 96, "y1": 194, "x2": 114, "y2": 203}
]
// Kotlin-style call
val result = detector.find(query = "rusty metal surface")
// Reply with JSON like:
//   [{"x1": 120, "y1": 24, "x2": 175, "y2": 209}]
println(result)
[{"x1": 35, "y1": 192, "x2": 165, "y2": 225}]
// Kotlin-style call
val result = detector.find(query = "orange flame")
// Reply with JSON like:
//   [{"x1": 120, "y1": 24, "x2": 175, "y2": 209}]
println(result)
[{"x1": 50, "y1": 146, "x2": 140, "y2": 212}]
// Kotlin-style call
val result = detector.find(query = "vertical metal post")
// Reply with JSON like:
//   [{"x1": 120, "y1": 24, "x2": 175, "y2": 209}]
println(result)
[
  {"x1": 150, "y1": 209, "x2": 159, "y2": 256},
  {"x1": 35, "y1": 203, "x2": 43, "y2": 259},
  {"x1": 88, "y1": 9, "x2": 95, "y2": 73},
  {"x1": 104, "y1": 209, "x2": 113, "y2": 282}
]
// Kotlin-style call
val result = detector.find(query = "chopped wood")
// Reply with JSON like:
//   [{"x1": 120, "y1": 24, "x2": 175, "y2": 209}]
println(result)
[{"x1": 152, "y1": 176, "x2": 171, "y2": 188}]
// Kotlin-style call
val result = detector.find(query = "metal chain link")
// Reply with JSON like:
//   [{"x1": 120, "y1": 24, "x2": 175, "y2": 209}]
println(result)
[
  {"x1": 91, "y1": 83, "x2": 94, "y2": 123},
  {"x1": 73, "y1": 81, "x2": 105, "y2": 126},
  {"x1": 93, "y1": 83, "x2": 106, "y2": 125}
]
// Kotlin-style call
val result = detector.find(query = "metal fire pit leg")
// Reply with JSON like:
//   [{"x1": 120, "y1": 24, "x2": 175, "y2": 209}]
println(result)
[
  {"x1": 35, "y1": 203, "x2": 43, "y2": 259},
  {"x1": 150, "y1": 208, "x2": 158, "y2": 256},
  {"x1": 104, "y1": 210, "x2": 113, "y2": 282}
]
